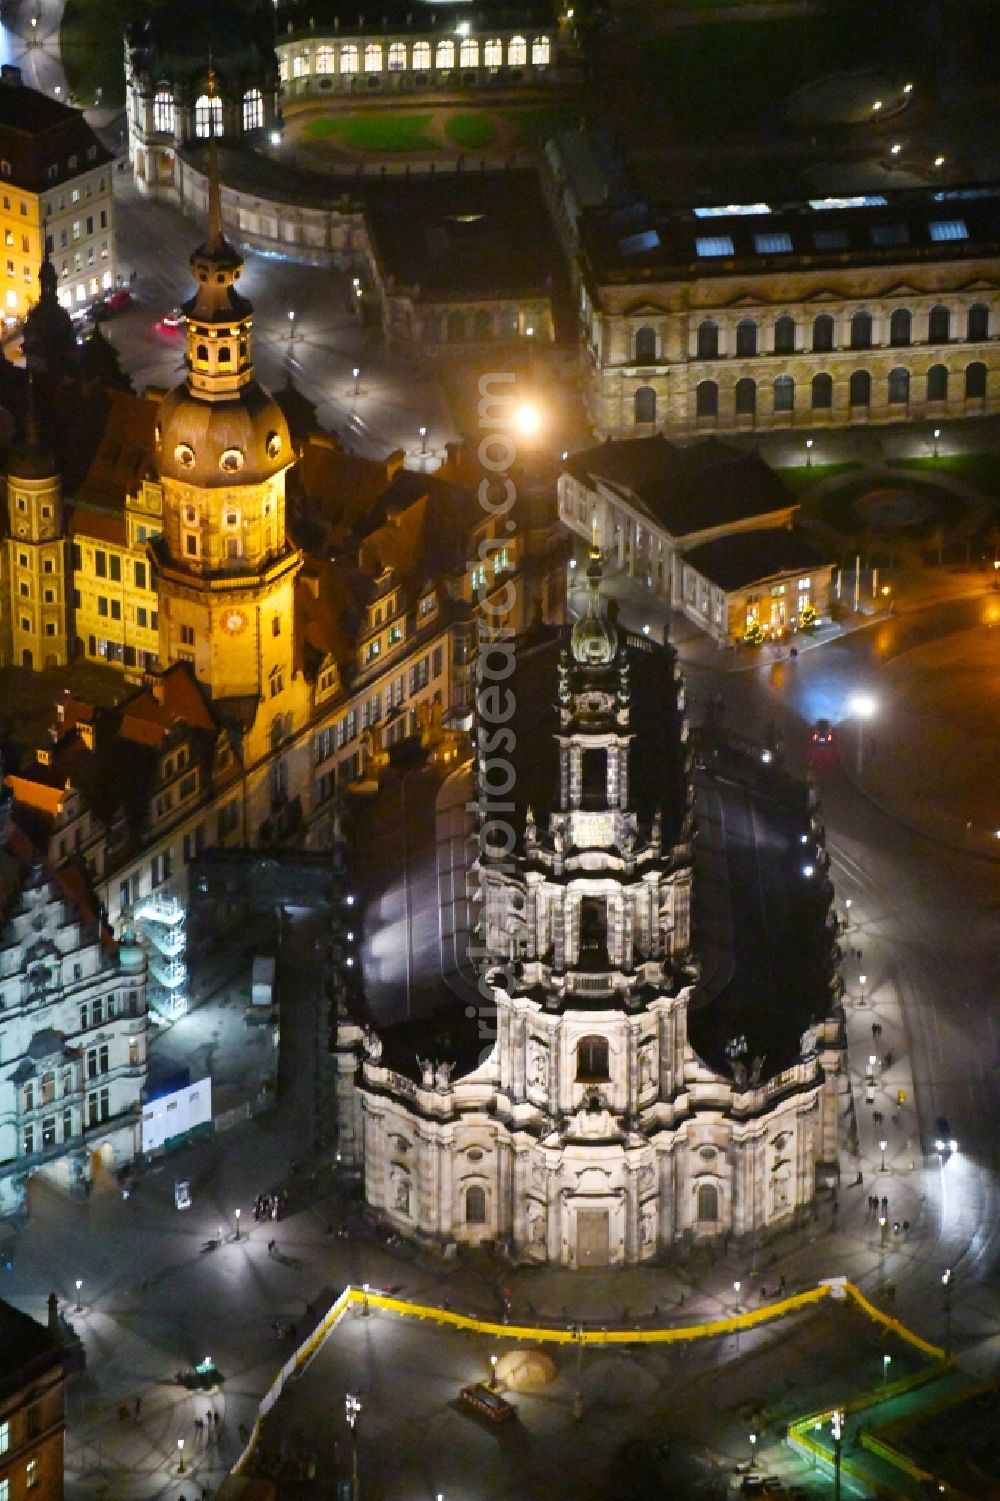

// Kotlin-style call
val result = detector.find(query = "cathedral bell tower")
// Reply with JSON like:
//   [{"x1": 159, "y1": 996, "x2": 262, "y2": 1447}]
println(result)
[
  {"x1": 5, "y1": 377, "x2": 69, "y2": 669},
  {"x1": 473, "y1": 544, "x2": 697, "y2": 1266},
  {"x1": 150, "y1": 69, "x2": 300, "y2": 714}
]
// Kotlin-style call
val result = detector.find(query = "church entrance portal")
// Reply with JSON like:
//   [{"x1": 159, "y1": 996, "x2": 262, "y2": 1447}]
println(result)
[{"x1": 576, "y1": 1208, "x2": 610, "y2": 1267}]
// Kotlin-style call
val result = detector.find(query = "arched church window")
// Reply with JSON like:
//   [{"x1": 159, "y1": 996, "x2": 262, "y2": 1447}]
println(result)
[
  {"x1": 340, "y1": 44, "x2": 359, "y2": 75},
  {"x1": 531, "y1": 35, "x2": 550, "y2": 64},
  {"x1": 697, "y1": 1182, "x2": 718, "y2": 1221},
  {"x1": 435, "y1": 39, "x2": 454, "y2": 69},
  {"x1": 465, "y1": 1184, "x2": 487, "y2": 1223},
  {"x1": 508, "y1": 35, "x2": 527, "y2": 65},
  {"x1": 576, "y1": 1034, "x2": 609, "y2": 1082}
]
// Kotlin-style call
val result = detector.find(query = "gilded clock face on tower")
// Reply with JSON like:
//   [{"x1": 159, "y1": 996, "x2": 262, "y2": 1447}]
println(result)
[{"x1": 223, "y1": 608, "x2": 248, "y2": 636}]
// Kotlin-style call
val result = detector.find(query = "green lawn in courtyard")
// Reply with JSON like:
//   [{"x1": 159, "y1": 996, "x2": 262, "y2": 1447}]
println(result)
[
  {"x1": 772, "y1": 461, "x2": 860, "y2": 499},
  {"x1": 443, "y1": 113, "x2": 499, "y2": 150},
  {"x1": 896, "y1": 454, "x2": 1000, "y2": 503},
  {"x1": 302, "y1": 112, "x2": 436, "y2": 150},
  {"x1": 507, "y1": 106, "x2": 578, "y2": 148},
  {"x1": 61, "y1": 0, "x2": 155, "y2": 107}
]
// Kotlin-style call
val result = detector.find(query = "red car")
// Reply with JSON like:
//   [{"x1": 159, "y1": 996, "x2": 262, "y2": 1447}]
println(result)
[{"x1": 103, "y1": 287, "x2": 133, "y2": 311}]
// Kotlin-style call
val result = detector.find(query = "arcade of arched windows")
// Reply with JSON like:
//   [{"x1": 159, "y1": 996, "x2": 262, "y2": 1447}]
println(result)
[
  {"x1": 135, "y1": 85, "x2": 271, "y2": 145},
  {"x1": 275, "y1": 30, "x2": 553, "y2": 91},
  {"x1": 687, "y1": 301, "x2": 993, "y2": 360},
  {"x1": 685, "y1": 358, "x2": 994, "y2": 429}
]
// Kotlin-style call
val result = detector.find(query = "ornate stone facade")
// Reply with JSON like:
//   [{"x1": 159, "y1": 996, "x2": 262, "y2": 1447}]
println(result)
[
  {"x1": 575, "y1": 189, "x2": 1000, "y2": 437},
  {"x1": 0, "y1": 789, "x2": 148, "y2": 1217},
  {"x1": 357, "y1": 555, "x2": 844, "y2": 1265}
]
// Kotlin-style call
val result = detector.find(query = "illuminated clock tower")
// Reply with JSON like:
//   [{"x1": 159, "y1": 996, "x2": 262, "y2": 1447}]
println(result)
[{"x1": 151, "y1": 118, "x2": 300, "y2": 732}]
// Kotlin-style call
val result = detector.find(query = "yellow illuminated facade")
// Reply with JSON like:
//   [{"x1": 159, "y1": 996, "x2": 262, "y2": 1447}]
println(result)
[
  {"x1": 0, "y1": 187, "x2": 42, "y2": 322},
  {"x1": 4, "y1": 400, "x2": 69, "y2": 669}
]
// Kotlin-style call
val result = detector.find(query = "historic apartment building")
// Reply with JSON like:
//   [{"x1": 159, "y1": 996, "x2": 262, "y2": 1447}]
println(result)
[
  {"x1": 0, "y1": 66, "x2": 115, "y2": 319},
  {"x1": 0, "y1": 1297, "x2": 68, "y2": 1501},
  {"x1": 573, "y1": 186, "x2": 1000, "y2": 437},
  {"x1": 0, "y1": 782, "x2": 148, "y2": 1218},
  {"x1": 355, "y1": 552, "x2": 844, "y2": 1265}
]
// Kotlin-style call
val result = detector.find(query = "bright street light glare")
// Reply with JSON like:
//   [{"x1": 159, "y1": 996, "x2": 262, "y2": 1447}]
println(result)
[
  {"x1": 514, "y1": 402, "x2": 540, "y2": 435},
  {"x1": 850, "y1": 693, "x2": 875, "y2": 718}
]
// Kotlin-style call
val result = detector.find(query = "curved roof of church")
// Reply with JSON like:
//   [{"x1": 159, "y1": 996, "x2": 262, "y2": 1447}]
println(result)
[{"x1": 155, "y1": 381, "x2": 291, "y2": 488}]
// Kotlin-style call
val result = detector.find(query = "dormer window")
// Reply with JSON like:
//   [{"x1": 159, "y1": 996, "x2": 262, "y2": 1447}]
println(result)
[
  {"x1": 220, "y1": 448, "x2": 244, "y2": 473},
  {"x1": 388, "y1": 624, "x2": 403, "y2": 645},
  {"x1": 365, "y1": 639, "x2": 380, "y2": 663}
]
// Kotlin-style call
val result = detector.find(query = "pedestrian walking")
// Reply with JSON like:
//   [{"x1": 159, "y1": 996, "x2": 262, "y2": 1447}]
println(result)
[
  {"x1": 881, "y1": 1195, "x2": 888, "y2": 1215},
  {"x1": 134, "y1": 1395, "x2": 141, "y2": 1419},
  {"x1": 194, "y1": 1419, "x2": 203, "y2": 1439},
  {"x1": 213, "y1": 1412, "x2": 220, "y2": 1434},
  {"x1": 884, "y1": 1051, "x2": 893, "y2": 1069}
]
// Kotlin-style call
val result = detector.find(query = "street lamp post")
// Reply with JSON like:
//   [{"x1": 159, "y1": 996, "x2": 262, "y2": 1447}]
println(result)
[
  {"x1": 233, "y1": 1207, "x2": 241, "y2": 1241},
  {"x1": 490, "y1": 1354, "x2": 498, "y2": 1389},
  {"x1": 75, "y1": 1279, "x2": 82, "y2": 1312},
  {"x1": 805, "y1": 438, "x2": 813, "y2": 467},
  {"x1": 362, "y1": 1282, "x2": 370, "y2": 1317},
  {"x1": 879, "y1": 1138, "x2": 888, "y2": 1172},
  {"x1": 177, "y1": 1439, "x2": 185, "y2": 1475},
  {"x1": 345, "y1": 1393, "x2": 362, "y2": 1500},
  {"x1": 749, "y1": 1431, "x2": 757, "y2": 1468},
  {"x1": 831, "y1": 1407, "x2": 844, "y2": 1501},
  {"x1": 942, "y1": 1269, "x2": 952, "y2": 1346},
  {"x1": 849, "y1": 692, "x2": 874, "y2": 778},
  {"x1": 733, "y1": 1279, "x2": 741, "y2": 1314},
  {"x1": 882, "y1": 1353, "x2": 892, "y2": 1386},
  {"x1": 419, "y1": 426, "x2": 427, "y2": 455},
  {"x1": 933, "y1": 427, "x2": 940, "y2": 458},
  {"x1": 844, "y1": 897, "x2": 852, "y2": 930},
  {"x1": 859, "y1": 973, "x2": 867, "y2": 1007},
  {"x1": 288, "y1": 310, "x2": 295, "y2": 344},
  {"x1": 353, "y1": 367, "x2": 360, "y2": 397}
]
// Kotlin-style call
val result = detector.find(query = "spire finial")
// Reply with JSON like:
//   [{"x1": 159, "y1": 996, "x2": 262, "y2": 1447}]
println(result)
[
  {"x1": 25, "y1": 371, "x2": 41, "y2": 450},
  {"x1": 205, "y1": 53, "x2": 224, "y2": 253}
]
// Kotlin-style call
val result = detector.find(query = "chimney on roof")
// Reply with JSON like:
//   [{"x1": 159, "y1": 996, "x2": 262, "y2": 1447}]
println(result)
[
  {"x1": 47, "y1": 1293, "x2": 59, "y2": 1332},
  {"x1": 1, "y1": 65, "x2": 23, "y2": 87}
]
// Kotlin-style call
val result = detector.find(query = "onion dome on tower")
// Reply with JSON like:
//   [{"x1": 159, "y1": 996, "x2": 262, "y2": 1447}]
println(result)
[{"x1": 154, "y1": 67, "x2": 289, "y2": 490}]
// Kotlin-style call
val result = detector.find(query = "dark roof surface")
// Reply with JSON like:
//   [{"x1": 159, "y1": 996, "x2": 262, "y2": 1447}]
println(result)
[
  {"x1": 566, "y1": 436, "x2": 796, "y2": 537},
  {"x1": 283, "y1": 0, "x2": 554, "y2": 36},
  {"x1": 0, "y1": 72, "x2": 112, "y2": 190},
  {"x1": 580, "y1": 183, "x2": 1000, "y2": 283},
  {"x1": 364, "y1": 172, "x2": 565, "y2": 302},
  {"x1": 682, "y1": 527, "x2": 832, "y2": 592},
  {"x1": 0, "y1": 1298, "x2": 63, "y2": 1401}
]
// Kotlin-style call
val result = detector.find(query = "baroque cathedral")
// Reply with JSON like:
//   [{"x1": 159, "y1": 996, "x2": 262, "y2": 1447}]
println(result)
[{"x1": 353, "y1": 547, "x2": 846, "y2": 1266}]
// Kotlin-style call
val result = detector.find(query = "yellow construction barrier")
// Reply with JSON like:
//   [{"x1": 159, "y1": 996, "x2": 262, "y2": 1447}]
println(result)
[{"x1": 233, "y1": 1276, "x2": 949, "y2": 1484}]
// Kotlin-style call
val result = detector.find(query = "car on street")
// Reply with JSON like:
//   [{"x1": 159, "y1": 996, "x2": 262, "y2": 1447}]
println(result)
[
  {"x1": 934, "y1": 1116, "x2": 958, "y2": 1153},
  {"x1": 811, "y1": 718, "x2": 835, "y2": 746},
  {"x1": 159, "y1": 306, "x2": 185, "y2": 330},
  {"x1": 103, "y1": 286, "x2": 133, "y2": 311}
]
